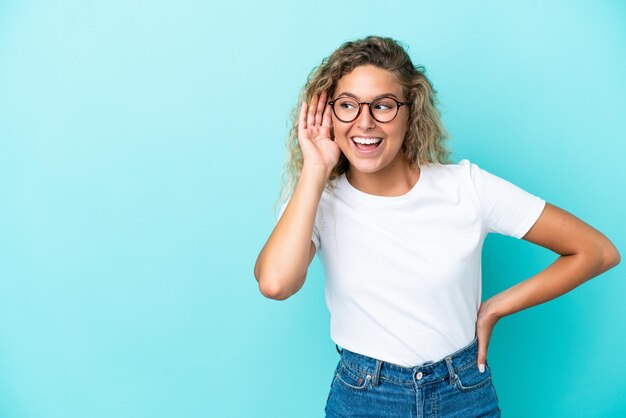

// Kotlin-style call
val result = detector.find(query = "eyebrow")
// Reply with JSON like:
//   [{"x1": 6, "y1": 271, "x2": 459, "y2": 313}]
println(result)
[{"x1": 335, "y1": 92, "x2": 399, "y2": 100}]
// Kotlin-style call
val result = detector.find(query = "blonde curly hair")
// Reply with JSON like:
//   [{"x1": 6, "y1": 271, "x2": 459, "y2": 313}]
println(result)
[{"x1": 274, "y1": 35, "x2": 452, "y2": 215}]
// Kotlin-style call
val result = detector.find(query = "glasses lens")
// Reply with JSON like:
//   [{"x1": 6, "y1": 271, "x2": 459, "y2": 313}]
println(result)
[
  {"x1": 334, "y1": 98, "x2": 359, "y2": 121},
  {"x1": 371, "y1": 98, "x2": 398, "y2": 122}
]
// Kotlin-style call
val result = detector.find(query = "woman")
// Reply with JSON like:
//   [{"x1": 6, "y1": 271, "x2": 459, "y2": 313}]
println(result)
[{"x1": 253, "y1": 36, "x2": 620, "y2": 417}]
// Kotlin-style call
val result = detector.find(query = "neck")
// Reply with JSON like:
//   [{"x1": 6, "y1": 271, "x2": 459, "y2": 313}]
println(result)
[{"x1": 346, "y1": 161, "x2": 420, "y2": 197}]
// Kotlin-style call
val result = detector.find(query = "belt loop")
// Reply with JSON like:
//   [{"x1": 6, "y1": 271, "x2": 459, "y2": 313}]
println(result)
[
  {"x1": 371, "y1": 360, "x2": 382, "y2": 387},
  {"x1": 445, "y1": 356, "x2": 456, "y2": 385},
  {"x1": 335, "y1": 344, "x2": 343, "y2": 356}
]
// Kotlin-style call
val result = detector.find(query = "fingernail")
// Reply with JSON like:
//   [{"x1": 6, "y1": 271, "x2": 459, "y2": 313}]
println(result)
[{"x1": 478, "y1": 364, "x2": 485, "y2": 373}]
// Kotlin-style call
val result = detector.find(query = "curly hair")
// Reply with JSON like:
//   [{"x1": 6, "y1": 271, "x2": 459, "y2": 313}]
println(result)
[{"x1": 274, "y1": 35, "x2": 452, "y2": 214}]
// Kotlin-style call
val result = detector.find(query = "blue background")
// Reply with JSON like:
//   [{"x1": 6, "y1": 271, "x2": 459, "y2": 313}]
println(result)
[{"x1": 1, "y1": 1, "x2": 624, "y2": 417}]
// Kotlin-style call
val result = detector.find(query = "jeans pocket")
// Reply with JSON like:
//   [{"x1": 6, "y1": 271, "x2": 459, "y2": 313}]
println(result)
[
  {"x1": 335, "y1": 361, "x2": 372, "y2": 392},
  {"x1": 453, "y1": 361, "x2": 492, "y2": 392}
]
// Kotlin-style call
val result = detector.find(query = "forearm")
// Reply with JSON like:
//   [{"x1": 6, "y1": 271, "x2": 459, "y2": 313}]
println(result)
[
  {"x1": 254, "y1": 166, "x2": 327, "y2": 299},
  {"x1": 482, "y1": 250, "x2": 616, "y2": 320},
  {"x1": 475, "y1": 202, "x2": 620, "y2": 366}
]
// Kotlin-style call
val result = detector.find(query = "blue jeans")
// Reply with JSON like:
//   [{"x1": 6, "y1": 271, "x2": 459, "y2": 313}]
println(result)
[{"x1": 325, "y1": 337, "x2": 501, "y2": 417}]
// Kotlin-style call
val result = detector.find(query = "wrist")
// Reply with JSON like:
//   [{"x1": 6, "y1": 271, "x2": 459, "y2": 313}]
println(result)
[
  {"x1": 479, "y1": 298, "x2": 505, "y2": 322},
  {"x1": 301, "y1": 165, "x2": 329, "y2": 185}
]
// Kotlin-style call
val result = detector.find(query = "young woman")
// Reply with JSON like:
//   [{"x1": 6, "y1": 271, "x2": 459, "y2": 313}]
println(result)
[{"x1": 254, "y1": 36, "x2": 620, "y2": 417}]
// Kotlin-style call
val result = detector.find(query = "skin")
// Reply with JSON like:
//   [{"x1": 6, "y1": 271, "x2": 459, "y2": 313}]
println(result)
[
  {"x1": 298, "y1": 64, "x2": 621, "y2": 372},
  {"x1": 331, "y1": 64, "x2": 419, "y2": 197}
]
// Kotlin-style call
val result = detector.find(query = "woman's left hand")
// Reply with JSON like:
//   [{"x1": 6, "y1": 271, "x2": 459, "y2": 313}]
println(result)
[{"x1": 476, "y1": 298, "x2": 502, "y2": 373}]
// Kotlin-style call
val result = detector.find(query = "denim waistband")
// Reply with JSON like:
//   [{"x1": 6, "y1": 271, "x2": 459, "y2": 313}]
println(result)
[{"x1": 336, "y1": 337, "x2": 479, "y2": 387}]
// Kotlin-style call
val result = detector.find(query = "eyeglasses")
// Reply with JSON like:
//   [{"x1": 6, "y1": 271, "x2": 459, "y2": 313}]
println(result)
[{"x1": 327, "y1": 96, "x2": 410, "y2": 123}]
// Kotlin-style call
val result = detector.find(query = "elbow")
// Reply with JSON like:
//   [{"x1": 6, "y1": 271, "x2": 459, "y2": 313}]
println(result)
[
  {"x1": 255, "y1": 269, "x2": 295, "y2": 300},
  {"x1": 258, "y1": 280, "x2": 291, "y2": 300},
  {"x1": 257, "y1": 272, "x2": 305, "y2": 301},
  {"x1": 255, "y1": 264, "x2": 289, "y2": 300},
  {"x1": 589, "y1": 238, "x2": 621, "y2": 273},
  {"x1": 600, "y1": 233, "x2": 621, "y2": 270},
  {"x1": 603, "y1": 245, "x2": 621, "y2": 270},
  {"x1": 254, "y1": 257, "x2": 305, "y2": 300}
]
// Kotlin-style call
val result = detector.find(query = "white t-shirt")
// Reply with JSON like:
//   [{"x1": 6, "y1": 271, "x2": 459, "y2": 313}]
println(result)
[{"x1": 276, "y1": 158, "x2": 546, "y2": 367}]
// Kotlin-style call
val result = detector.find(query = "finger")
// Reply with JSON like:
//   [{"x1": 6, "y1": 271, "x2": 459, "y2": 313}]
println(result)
[
  {"x1": 476, "y1": 334, "x2": 488, "y2": 373},
  {"x1": 322, "y1": 94, "x2": 332, "y2": 129},
  {"x1": 298, "y1": 100, "x2": 308, "y2": 138},
  {"x1": 315, "y1": 91, "x2": 326, "y2": 126},
  {"x1": 307, "y1": 94, "x2": 317, "y2": 129}
]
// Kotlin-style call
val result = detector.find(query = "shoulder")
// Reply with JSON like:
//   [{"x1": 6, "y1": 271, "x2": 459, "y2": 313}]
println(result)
[
  {"x1": 426, "y1": 158, "x2": 473, "y2": 171},
  {"x1": 425, "y1": 158, "x2": 482, "y2": 182}
]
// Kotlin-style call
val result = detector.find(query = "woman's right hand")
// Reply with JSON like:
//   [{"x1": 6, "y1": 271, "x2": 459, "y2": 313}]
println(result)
[{"x1": 298, "y1": 90, "x2": 341, "y2": 179}]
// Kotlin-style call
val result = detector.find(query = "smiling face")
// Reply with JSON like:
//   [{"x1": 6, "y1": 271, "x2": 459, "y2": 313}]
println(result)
[{"x1": 331, "y1": 64, "x2": 410, "y2": 178}]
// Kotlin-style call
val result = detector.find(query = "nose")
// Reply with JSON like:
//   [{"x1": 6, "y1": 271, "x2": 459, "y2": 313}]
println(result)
[{"x1": 356, "y1": 103, "x2": 376, "y2": 130}]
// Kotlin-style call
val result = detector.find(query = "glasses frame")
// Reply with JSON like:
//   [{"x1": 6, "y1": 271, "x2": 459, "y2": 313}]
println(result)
[{"x1": 327, "y1": 96, "x2": 411, "y2": 123}]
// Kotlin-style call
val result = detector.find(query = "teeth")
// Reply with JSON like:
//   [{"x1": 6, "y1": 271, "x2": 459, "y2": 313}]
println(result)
[{"x1": 352, "y1": 137, "x2": 383, "y2": 145}]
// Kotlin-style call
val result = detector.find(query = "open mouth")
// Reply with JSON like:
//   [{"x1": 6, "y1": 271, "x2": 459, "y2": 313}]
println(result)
[{"x1": 351, "y1": 136, "x2": 383, "y2": 152}]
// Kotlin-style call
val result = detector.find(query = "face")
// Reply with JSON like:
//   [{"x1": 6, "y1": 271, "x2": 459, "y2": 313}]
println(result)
[{"x1": 331, "y1": 64, "x2": 409, "y2": 176}]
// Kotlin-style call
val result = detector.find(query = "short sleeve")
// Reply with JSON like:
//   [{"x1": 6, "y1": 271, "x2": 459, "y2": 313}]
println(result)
[
  {"x1": 464, "y1": 159, "x2": 546, "y2": 239},
  {"x1": 275, "y1": 198, "x2": 321, "y2": 250}
]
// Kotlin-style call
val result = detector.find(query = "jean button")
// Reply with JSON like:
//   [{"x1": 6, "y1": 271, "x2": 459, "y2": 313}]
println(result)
[{"x1": 415, "y1": 371, "x2": 423, "y2": 380}]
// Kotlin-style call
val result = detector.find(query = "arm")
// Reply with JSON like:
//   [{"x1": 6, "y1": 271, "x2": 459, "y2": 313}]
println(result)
[
  {"x1": 254, "y1": 167, "x2": 325, "y2": 300},
  {"x1": 483, "y1": 202, "x2": 620, "y2": 316},
  {"x1": 254, "y1": 90, "x2": 339, "y2": 300},
  {"x1": 476, "y1": 202, "x2": 621, "y2": 370}
]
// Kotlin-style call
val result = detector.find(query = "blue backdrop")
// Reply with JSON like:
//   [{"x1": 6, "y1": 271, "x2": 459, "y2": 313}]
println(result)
[{"x1": 0, "y1": 1, "x2": 624, "y2": 417}]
